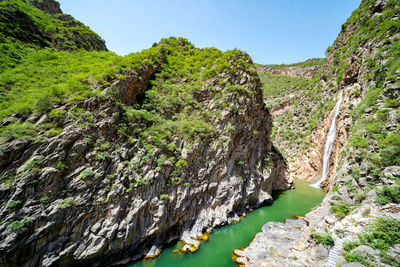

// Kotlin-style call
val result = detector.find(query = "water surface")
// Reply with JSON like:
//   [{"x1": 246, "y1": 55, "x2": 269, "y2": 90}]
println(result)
[{"x1": 130, "y1": 179, "x2": 325, "y2": 267}]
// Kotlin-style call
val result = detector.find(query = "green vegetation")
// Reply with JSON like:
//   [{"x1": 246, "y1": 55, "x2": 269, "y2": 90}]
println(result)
[
  {"x1": 260, "y1": 72, "x2": 309, "y2": 98},
  {"x1": 260, "y1": 68, "x2": 336, "y2": 160},
  {"x1": 78, "y1": 169, "x2": 99, "y2": 180},
  {"x1": 343, "y1": 217, "x2": 400, "y2": 266},
  {"x1": 7, "y1": 200, "x2": 21, "y2": 209},
  {"x1": 256, "y1": 58, "x2": 325, "y2": 68},
  {"x1": 59, "y1": 197, "x2": 74, "y2": 208},
  {"x1": 160, "y1": 194, "x2": 171, "y2": 201},
  {"x1": 310, "y1": 231, "x2": 334, "y2": 246},
  {"x1": 376, "y1": 186, "x2": 400, "y2": 205},
  {"x1": 55, "y1": 161, "x2": 66, "y2": 172},
  {"x1": 0, "y1": 49, "x2": 128, "y2": 123},
  {"x1": 40, "y1": 196, "x2": 50, "y2": 204},
  {"x1": 343, "y1": 252, "x2": 372, "y2": 267},
  {"x1": 330, "y1": 201, "x2": 350, "y2": 218},
  {"x1": 0, "y1": 35, "x2": 257, "y2": 192},
  {"x1": 9, "y1": 218, "x2": 32, "y2": 231},
  {"x1": 0, "y1": 0, "x2": 106, "y2": 71}
]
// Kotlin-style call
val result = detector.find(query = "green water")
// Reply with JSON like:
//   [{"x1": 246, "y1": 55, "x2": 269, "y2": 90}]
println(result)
[{"x1": 130, "y1": 179, "x2": 325, "y2": 267}]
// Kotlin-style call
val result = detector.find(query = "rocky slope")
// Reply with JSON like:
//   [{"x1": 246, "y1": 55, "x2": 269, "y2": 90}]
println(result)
[
  {"x1": 236, "y1": 0, "x2": 400, "y2": 266},
  {"x1": 255, "y1": 58, "x2": 324, "y2": 80},
  {"x1": 257, "y1": 59, "x2": 338, "y2": 187},
  {"x1": 0, "y1": 2, "x2": 291, "y2": 265}
]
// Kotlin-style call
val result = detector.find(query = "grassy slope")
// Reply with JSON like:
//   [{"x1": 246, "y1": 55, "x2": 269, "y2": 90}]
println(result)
[{"x1": 0, "y1": 0, "x2": 106, "y2": 71}]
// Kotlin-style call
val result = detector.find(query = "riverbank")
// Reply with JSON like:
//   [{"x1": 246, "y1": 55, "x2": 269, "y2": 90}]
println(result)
[{"x1": 130, "y1": 180, "x2": 325, "y2": 267}]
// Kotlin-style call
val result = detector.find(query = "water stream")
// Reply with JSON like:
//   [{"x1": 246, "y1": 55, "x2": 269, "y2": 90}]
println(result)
[
  {"x1": 130, "y1": 180, "x2": 325, "y2": 267},
  {"x1": 312, "y1": 90, "x2": 344, "y2": 187}
]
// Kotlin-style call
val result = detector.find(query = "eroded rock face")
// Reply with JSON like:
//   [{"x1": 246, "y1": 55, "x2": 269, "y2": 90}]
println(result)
[
  {"x1": 29, "y1": 0, "x2": 62, "y2": 14},
  {"x1": 256, "y1": 64, "x2": 321, "y2": 80},
  {"x1": 236, "y1": 0, "x2": 400, "y2": 265},
  {"x1": 0, "y1": 52, "x2": 291, "y2": 266}
]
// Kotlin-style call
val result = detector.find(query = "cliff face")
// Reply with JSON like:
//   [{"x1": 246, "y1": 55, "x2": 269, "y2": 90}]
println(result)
[
  {"x1": 256, "y1": 60, "x2": 322, "y2": 80},
  {"x1": 0, "y1": 8, "x2": 291, "y2": 264},
  {"x1": 29, "y1": 0, "x2": 62, "y2": 14},
  {"x1": 236, "y1": 0, "x2": 400, "y2": 266}
]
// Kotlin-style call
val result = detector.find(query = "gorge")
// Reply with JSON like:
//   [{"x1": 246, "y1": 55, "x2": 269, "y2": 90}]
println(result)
[{"x1": 0, "y1": 0, "x2": 399, "y2": 267}]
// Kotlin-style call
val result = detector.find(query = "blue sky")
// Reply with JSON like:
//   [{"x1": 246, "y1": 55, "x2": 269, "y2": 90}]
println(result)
[{"x1": 58, "y1": 0, "x2": 361, "y2": 64}]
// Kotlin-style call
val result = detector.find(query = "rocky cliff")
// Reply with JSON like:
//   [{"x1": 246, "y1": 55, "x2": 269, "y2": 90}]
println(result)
[
  {"x1": 255, "y1": 58, "x2": 324, "y2": 80},
  {"x1": 0, "y1": 3, "x2": 291, "y2": 264},
  {"x1": 236, "y1": 0, "x2": 400, "y2": 266}
]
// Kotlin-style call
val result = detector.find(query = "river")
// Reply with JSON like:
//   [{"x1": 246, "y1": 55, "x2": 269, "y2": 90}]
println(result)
[{"x1": 130, "y1": 179, "x2": 325, "y2": 267}]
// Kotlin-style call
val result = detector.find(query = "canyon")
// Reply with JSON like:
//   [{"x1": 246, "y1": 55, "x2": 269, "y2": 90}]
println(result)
[{"x1": 0, "y1": 0, "x2": 399, "y2": 266}]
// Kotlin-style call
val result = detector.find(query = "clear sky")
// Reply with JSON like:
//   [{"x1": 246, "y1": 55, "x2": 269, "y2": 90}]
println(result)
[{"x1": 58, "y1": 0, "x2": 361, "y2": 64}]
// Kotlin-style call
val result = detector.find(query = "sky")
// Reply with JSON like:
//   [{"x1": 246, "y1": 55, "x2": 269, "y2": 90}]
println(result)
[{"x1": 58, "y1": 0, "x2": 361, "y2": 64}]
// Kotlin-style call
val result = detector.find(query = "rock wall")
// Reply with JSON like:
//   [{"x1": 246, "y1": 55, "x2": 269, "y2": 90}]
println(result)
[
  {"x1": 0, "y1": 49, "x2": 291, "y2": 266},
  {"x1": 256, "y1": 64, "x2": 320, "y2": 79},
  {"x1": 235, "y1": 0, "x2": 400, "y2": 265},
  {"x1": 29, "y1": 0, "x2": 62, "y2": 14}
]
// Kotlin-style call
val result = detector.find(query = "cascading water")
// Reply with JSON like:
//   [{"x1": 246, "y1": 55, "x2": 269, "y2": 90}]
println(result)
[{"x1": 312, "y1": 90, "x2": 344, "y2": 188}]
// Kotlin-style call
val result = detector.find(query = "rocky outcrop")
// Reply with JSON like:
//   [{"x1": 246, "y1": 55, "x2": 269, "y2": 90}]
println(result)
[
  {"x1": 234, "y1": 218, "x2": 313, "y2": 266},
  {"x1": 29, "y1": 0, "x2": 62, "y2": 14},
  {"x1": 256, "y1": 64, "x2": 321, "y2": 79},
  {"x1": 0, "y1": 46, "x2": 291, "y2": 266},
  {"x1": 112, "y1": 63, "x2": 163, "y2": 105}
]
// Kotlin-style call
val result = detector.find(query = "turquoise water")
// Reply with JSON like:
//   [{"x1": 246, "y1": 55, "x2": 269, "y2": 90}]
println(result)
[{"x1": 130, "y1": 179, "x2": 325, "y2": 267}]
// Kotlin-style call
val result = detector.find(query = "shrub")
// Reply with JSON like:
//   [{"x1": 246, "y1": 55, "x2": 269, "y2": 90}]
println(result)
[
  {"x1": 35, "y1": 95, "x2": 52, "y2": 113},
  {"x1": 175, "y1": 159, "x2": 187, "y2": 168},
  {"x1": 49, "y1": 109, "x2": 67, "y2": 120},
  {"x1": 95, "y1": 152, "x2": 111, "y2": 162},
  {"x1": 363, "y1": 217, "x2": 400, "y2": 250},
  {"x1": 136, "y1": 178, "x2": 147, "y2": 186},
  {"x1": 9, "y1": 218, "x2": 32, "y2": 231},
  {"x1": 331, "y1": 201, "x2": 350, "y2": 218},
  {"x1": 55, "y1": 161, "x2": 66, "y2": 172},
  {"x1": 160, "y1": 194, "x2": 171, "y2": 201},
  {"x1": 311, "y1": 231, "x2": 334, "y2": 246},
  {"x1": 1, "y1": 122, "x2": 36, "y2": 141},
  {"x1": 59, "y1": 197, "x2": 74, "y2": 209},
  {"x1": 379, "y1": 134, "x2": 400, "y2": 165},
  {"x1": 40, "y1": 196, "x2": 50, "y2": 204},
  {"x1": 23, "y1": 156, "x2": 44, "y2": 172},
  {"x1": 343, "y1": 240, "x2": 360, "y2": 252},
  {"x1": 344, "y1": 252, "x2": 369, "y2": 266},
  {"x1": 7, "y1": 200, "x2": 21, "y2": 209},
  {"x1": 106, "y1": 174, "x2": 115, "y2": 180},
  {"x1": 78, "y1": 169, "x2": 98, "y2": 180},
  {"x1": 376, "y1": 186, "x2": 400, "y2": 205},
  {"x1": 45, "y1": 128, "x2": 62, "y2": 137}
]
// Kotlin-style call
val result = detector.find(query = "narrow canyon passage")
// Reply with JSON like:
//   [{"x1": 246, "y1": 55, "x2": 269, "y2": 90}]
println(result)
[{"x1": 129, "y1": 180, "x2": 325, "y2": 267}]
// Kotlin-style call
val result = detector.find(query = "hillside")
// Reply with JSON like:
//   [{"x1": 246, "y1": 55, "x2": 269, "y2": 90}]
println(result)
[
  {"x1": 0, "y1": 1, "x2": 291, "y2": 266},
  {"x1": 235, "y1": 0, "x2": 400, "y2": 266},
  {"x1": 0, "y1": 0, "x2": 106, "y2": 71}
]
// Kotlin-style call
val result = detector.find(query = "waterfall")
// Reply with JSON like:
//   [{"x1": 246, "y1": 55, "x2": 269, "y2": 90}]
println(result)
[{"x1": 312, "y1": 90, "x2": 343, "y2": 188}]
